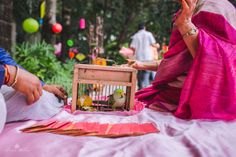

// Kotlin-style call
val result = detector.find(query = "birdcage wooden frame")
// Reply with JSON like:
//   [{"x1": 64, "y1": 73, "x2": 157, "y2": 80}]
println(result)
[{"x1": 71, "y1": 64, "x2": 137, "y2": 112}]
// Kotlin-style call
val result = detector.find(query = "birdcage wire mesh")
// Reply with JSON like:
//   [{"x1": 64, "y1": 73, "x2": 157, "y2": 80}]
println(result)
[
  {"x1": 72, "y1": 64, "x2": 137, "y2": 112},
  {"x1": 76, "y1": 83, "x2": 129, "y2": 111}
]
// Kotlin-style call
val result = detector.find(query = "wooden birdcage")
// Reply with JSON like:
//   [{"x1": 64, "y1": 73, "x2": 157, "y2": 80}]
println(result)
[{"x1": 71, "y1": 64, "x2": 137, "y2": 112}]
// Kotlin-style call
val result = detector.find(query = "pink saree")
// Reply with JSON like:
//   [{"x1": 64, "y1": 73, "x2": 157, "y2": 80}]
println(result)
[{"x1": 135, "y1": 0, "x2": 236, "y2": 120}]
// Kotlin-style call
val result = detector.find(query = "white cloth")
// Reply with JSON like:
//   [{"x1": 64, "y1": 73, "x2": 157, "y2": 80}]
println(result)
[
  {"x1": 130, "y1": 29, "x2": 156, "y2": 61},
  {"x1": 0, "y1": 85, "x2": 63, "y2": 132},
  {"x1": 0, "y1": 93, "x2": 6, "y2": 134}
]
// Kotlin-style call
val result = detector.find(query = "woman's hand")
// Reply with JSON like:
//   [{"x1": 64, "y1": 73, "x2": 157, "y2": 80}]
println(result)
[
  {"x1": 126, "y1": 59, "x2": 160, "y2": 71},
  {"x1": 43, "y1": 84, "x2": 68, "y2": 105},
  {"x1": 174, "y1": 0, "x2": 199, "y2": 58},
  {"x1": 175, "y1": 0, "x2": 198, "y2": 29},
  {"x1": 8, "y1": 65, "x2": 43, "y2": 105},
  {"x1": 126, "y1": 59, "x2": 146, "y2": 70},
  {"x1": 130, "y1": 61, "x2": 146, "y2": 70}
]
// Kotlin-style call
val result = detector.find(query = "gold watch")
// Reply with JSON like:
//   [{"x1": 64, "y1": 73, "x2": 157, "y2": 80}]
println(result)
[{"x1": 182, "y1": 28, "x2": 198, "y2": 38}]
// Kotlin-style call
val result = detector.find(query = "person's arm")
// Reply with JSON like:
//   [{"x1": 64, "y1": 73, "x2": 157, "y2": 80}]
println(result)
[
  {"x1": 0, "y1": 48, "x2": 45, "y2": 86},
  {"x1": 178, "y1": 23, "x2": 198, "y2": 57},
  {"x1": 151, "y1": 43, "x2": 160, "y2": 49},
  {"x1": 130, "y1": 36, "x2": 137, "y2": 57},
  {"x1": 0, "y1": 48, "x2": 22, "y2": 66},
  {"x1": 0, "y1": 48, "x2": 67, "y2": 104},
  {"x1": 1, "y1": 64, "x2": 43, "y2": 105},
  {"x1": 127, "y1": 60, "x2": 161, "y2": 71},
  {"x1": 175, "y1": 0, "x2": 199, "y2": 58},
  {"x1": 0, "y1": 64, "x2": 6, "y2": 88}
]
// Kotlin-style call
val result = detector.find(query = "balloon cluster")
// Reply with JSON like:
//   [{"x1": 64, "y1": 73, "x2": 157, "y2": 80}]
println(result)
[
  {"x1": 23, "y1": 18, "x2": 63, "y2": 34},
  {"x1": 22, "y1": 3, "x2": 87, "y2": 61}
]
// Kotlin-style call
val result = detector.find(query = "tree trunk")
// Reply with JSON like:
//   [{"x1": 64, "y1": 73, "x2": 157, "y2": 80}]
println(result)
[
  {"x1": 42, "y1": 0, "x2": 57, "y2": 44},
  {"x1": 116, "y1": 13, "x2": 135, "y2": 48},
  {"x1": 60, "y1": 0, "x2": 71, "y2": 61},
  {"x1": 0, "y1": 0, "x2": 13, "y2": 51}
]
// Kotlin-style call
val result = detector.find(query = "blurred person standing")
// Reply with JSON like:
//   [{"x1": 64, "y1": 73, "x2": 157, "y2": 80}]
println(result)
[{"x1": 130, "y1": 22, "x2": 158, "y2": 90}]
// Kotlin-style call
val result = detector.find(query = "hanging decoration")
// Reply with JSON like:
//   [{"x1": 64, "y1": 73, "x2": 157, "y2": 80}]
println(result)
[
  {"x1": 39, "y1": 19, "x2": 44, "y2": 26},
  {"x1": 66, "y1": 39, "x2": 74, "y2": 47},
  {"x1": 40, "y1": 1, "x2": 46, "y2": 19},
  {"x1": 75, "y1": 53, "x2": 86, "y2": 61},
  {"x1": 68, "y1": 48, "x2": 79, "y2": 60},
  {"x1": 54, "y1": 43, "x2": 62, "y2": 56},
  {"x1": 69, "y1": 51, "x2": 75, "y2": 59},
  {"x1": 79, "y1": 18, "x2": 86, "y2": 29},
  {"x1": 39, "y1": 1, "x2": 46, "y2": 27},
  {"x1": 52, "y1": 23, "x2": 62, "y2": 33},
  {"x1": 69, "y1": 48, "x2": 78, "y2": 54},
  {"x1": 22, "y1": 18, "x2": 39, "y2": 33}
]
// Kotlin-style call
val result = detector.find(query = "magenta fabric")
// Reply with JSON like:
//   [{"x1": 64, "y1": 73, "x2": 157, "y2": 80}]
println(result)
[
  {"x1": 136, "y1": 2, "x2": 236, "y2": 120},
  {"x1": 175, "y1": 24, "x2": 236, "y2": 120}
]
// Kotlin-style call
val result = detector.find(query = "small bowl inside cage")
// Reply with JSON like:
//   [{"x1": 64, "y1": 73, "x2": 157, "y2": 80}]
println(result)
[{"x1": 106, "y1": 59, "x2": 117, "y2": 66}]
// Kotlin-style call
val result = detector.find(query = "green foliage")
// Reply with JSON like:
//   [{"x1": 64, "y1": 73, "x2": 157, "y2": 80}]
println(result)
[
  {"x1": 46, "y1": 59, "x2": 75, "y2": 96},
  {"x1": 12, "y1": 41, "x2": 74, "y2": 96}
]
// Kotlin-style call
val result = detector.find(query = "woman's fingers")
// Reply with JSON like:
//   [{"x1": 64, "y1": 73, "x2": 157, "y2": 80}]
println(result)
[
  {"x1": 59, "y1": 87, "x2": 68, "y2": 98},
  {"x1": 42, "y1": 84, "x2": 68, "y2": 105},
  {"x1": 184, "y1": 0, "x2": 197, "y2": 11},
  {"x1": 27, "y1": 93, "x2": 35, "y2": 105},
  {"x1": 33, "y1": 90, "x2": 41, "y2": 103},
  {"x1": 182, "y1": 0, "x2": 189, "y2": 12},
  {"x1": 131, "y1": 62, "x2": 138, "y2": 69},
  {"x1": 189, "y1": 0, "x2": 197, "y2": 10},
  {"x1": 184, "y1": 0, "x2": 191, "y2": 7},
  {"x1": 180, "y1": 0, "x2": 197, "y2": 22},
  {"x1": 131, "y1": 61, "x2": 143, "y2": 70},
  {"x1": 127, "y1": 59, "x2": 136, "y2": 66},
  {"x1": 53, "y1": 87, "x2": 66, "y2": 100},
  {"x1": 53, "y1": 85, "x2": 67, "y2": 98},
  {"x1": 38, "y1": 84, "x2": 43, "y2": 96},
  {"x1": 26, "y1": 88, "x2": 41, "y2": 105}
]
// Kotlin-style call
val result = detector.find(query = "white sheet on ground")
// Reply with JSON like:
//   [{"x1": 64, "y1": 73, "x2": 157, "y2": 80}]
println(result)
[{"x1": 0, "y1": 109, "x2": 235, "y2": 157}]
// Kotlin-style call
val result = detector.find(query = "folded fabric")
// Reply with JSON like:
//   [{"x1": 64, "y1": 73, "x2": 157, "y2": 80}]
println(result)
[{"x1": 21, "y1": 120, "x2": 159, "y2": 138}]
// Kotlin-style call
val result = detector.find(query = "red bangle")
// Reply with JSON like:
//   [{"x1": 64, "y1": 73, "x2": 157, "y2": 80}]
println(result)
[{"x1": 3, "y1": 65, "x2": 10, "y2": 84}]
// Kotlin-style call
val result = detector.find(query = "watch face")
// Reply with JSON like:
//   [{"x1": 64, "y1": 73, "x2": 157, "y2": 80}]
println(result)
[
  {"x1": 183, "y1": 28, "x2": 198, "y2": 38},
  {"x1": 188, "y1": 29, "x2": 197, "y2": 35}
]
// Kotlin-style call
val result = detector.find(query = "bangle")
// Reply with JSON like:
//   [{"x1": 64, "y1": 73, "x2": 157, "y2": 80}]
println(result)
[
  {"x1": 9, "y1": 66, "x2": 19, "y2": 87},
  {"x1": 182, "y1": 28, "x2": 198, "y2": 39},
  {"x1": 3, "y1": 65, "x2": 10, "y2": 84}
]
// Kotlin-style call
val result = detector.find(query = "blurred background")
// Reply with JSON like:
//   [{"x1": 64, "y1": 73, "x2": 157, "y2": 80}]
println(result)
[{"x1": 0, "y1": 0, "x2": 235, "y2": 95}]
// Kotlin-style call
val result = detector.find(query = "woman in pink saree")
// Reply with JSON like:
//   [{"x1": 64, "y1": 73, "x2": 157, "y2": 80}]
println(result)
[{"x1": 134, "y1": 0, "x2": 236, "y2": 120}]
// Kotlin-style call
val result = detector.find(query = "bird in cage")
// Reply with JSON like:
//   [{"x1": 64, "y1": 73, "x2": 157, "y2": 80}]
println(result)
[
  {"x1": 77, "y1": 95, "x2": 93, "y2": 110},
  {"x1": 108, "y1": 89, "x2": 126, "y2": 110}
]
